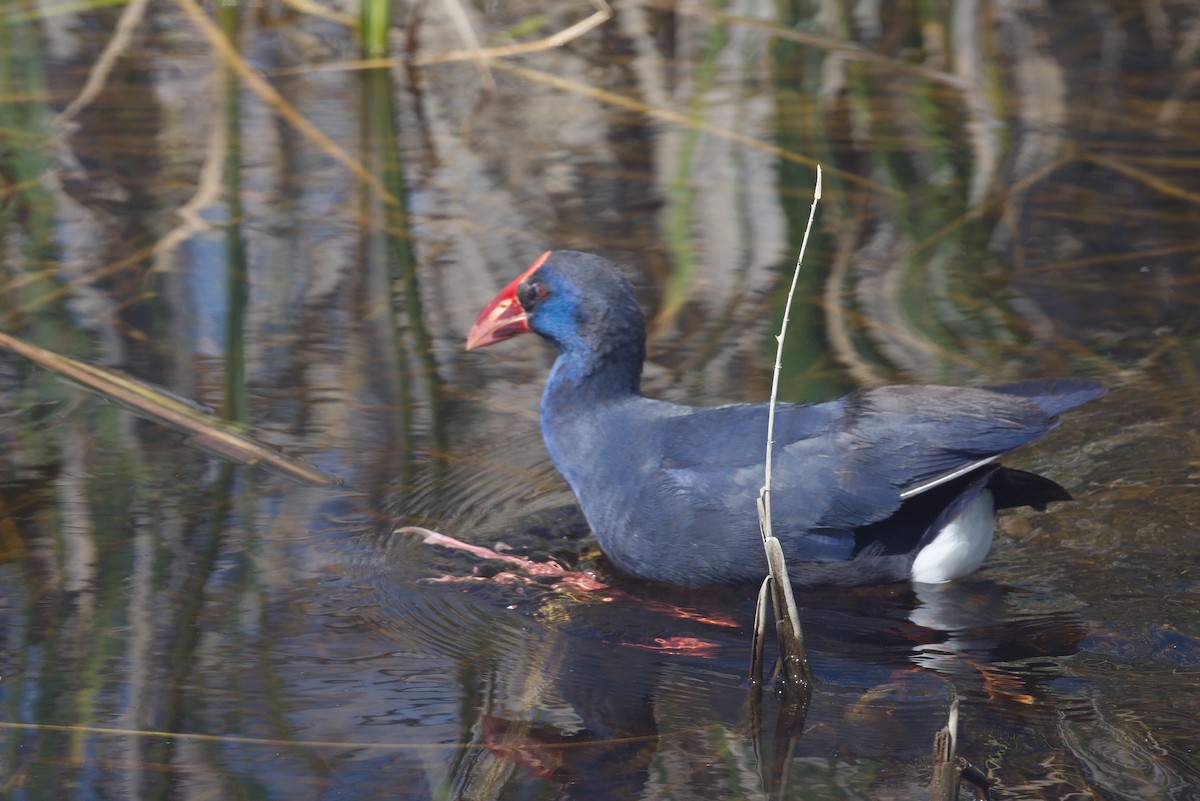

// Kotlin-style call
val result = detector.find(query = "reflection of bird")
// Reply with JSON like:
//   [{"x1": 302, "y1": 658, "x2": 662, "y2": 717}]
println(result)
[{"x1": 466, "y1": 251, "x2": 1104, "y2": 588}]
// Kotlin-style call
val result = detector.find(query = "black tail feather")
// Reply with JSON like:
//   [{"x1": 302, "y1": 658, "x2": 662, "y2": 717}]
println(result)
[{"x1": 989, "y1": 467, "x2": 1073, "y2": 511}]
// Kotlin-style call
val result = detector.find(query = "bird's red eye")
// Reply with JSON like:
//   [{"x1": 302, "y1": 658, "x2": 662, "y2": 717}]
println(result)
[{"x1": 517, "y1": 281, "x2": 549, "y2": 311}]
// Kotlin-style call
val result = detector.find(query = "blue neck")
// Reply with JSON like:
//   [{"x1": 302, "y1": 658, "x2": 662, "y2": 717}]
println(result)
[
  {"x1": 539, "y1": 335, "x2": 645, "y2": 498},
  {"x1": 542, "y1": 335, "x2": 645, "y2": 410}
]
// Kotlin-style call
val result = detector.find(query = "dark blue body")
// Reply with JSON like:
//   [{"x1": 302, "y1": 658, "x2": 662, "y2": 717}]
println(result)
[{"x1": 511, "y1": 252, "x2": 1104, "y2": 587}]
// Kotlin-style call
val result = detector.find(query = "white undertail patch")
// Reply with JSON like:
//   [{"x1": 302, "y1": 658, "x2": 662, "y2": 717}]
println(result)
[{"x1": 910, "y1": 490, "x2": 995, "y2": 584}]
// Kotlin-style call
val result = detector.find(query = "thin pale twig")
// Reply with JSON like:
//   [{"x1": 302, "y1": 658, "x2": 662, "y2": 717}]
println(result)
[
  {"x1": 438, "y1": 0, "x2": 496, "y2": 91},
  {"x1": 152, "y1": 103, "x2": 228, "y2": 271},
  {"x1": 281, "y1": 0, "x2": 356, "y2": 26},
  {"x1": 752, "y1": 166, "x2": 822, "y2": 694},
  {"x1": 265, "y1": 0, "x2": 613, "y2": 74},
  {"x1": 762, "y1": 165, "x2": 823, "y2": 545},
  {"x1": 54, "y1": 0, "x2": 153, "y2": 127},
  {"x1": 409, "y1": 0, "x2": 612, "y2": 66},
  {"x1": 172, "y1": 0, "x2": 398, "y2": 206}
]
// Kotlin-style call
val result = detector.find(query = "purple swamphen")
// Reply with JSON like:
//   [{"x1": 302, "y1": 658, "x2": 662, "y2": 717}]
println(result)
[{"x1": 466, "y1": 251, "x2": 1104, "y2": 588}]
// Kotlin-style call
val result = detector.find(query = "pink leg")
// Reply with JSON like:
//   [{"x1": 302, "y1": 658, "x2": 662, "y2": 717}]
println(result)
[{"x1": 396, "y1": 526, "x2": 609, "y2": 591}]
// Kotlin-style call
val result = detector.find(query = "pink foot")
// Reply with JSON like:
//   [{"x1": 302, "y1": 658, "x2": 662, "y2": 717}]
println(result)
[
  {"x1": 398, "y1": 527, "x2": 741, "y2": 648},
  {"x1": 396, "y1": 526, "x2": 610, "y2": 592}
]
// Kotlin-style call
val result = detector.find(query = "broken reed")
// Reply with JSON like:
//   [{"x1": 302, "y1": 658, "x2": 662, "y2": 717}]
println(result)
[{"x1": 750, "y1": 165, "x2": 822, "y2": 694}]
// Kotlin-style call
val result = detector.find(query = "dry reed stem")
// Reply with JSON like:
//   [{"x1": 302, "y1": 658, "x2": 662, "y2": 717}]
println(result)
[
  {"x1": 0, "y1": 718, "x2": 663, "y2": 751},
  {"x1": 0, "y1": 331, "x2": 338, "y2": 486},
  {"x1": 281, "y1": 0, "x2": 356, "y2": 27},
  {"x1": 679, "y1": 5, "x2": 965, "y2": 89},
  {"x1": 928, "y1": 699, "x2": 961, "y2": 801},
  {"x1": 280, "y1": 52, "x2": 889, "y2": 196},
  {"x1": 0, "y1": 173, "x2": 55, "y2": 211},
  {"x1": 761, "y1": 166, "x2": 824, "y2": 547},
  {"x1": 4, "y1": 240, "x2": 155, "y2": 320},
  {"x1": 910, "y1": 151, "x2": 1075, "y2": 261},
  {"x1": 491, "y1": 62, "x2": 894, "y2": 197},
  {"x1": 2, "y1": 120, "x2": 226, "y2": 316},
  {"x1": 29, "y1": 0, "x2": 382, "y2": 321},
  {"x1": 53, "y1": 0, "x2": 152, "y2": 127},
  {"x1": 265, "y1": 0, "x2": 613, "y2": 75},
  {"x1": 152, "y1": 107, "x2": 228, "y2": 271},
  {"x1": 172, "y1": 0, "x2": 398, "y2": 206},
  {"x1": 409, "y1": 0, "x2": 612, "y2": 65},
  {"x1": 753, "y1": 166, "x2": 822, "y2": 693},
  {"x1": 438, "y1": 0, "x2": 496, "y2": 91},
  {"x1": 265, "y1": 2, "x2": 894, "y2": 197},
  {"x1": 1084, "y1": 152, "x2": 1200, "y2": 206}
]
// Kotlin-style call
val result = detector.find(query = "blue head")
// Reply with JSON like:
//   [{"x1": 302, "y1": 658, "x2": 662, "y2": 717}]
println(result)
[{"x1": 466, "y1": 251, "x2": 646, "y2": 394}]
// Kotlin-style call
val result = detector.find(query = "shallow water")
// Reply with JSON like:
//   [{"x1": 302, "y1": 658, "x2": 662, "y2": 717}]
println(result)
[{"x1": 1, "y1": 1, "x2": 1198, "y2": 799}]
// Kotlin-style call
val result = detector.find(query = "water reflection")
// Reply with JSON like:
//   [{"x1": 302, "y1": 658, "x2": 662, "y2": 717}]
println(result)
[
  {"x1": 1, "y1": 0, "x2": 1199, "y2": 799},
  {"x1": 319, "y1": 547, "x2": 1115, "y2": 799}
]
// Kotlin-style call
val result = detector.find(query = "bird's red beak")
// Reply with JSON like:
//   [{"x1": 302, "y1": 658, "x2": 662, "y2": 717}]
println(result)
[{"x1": 465, "y1": 252, "x2": 550, "y2": 350}]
